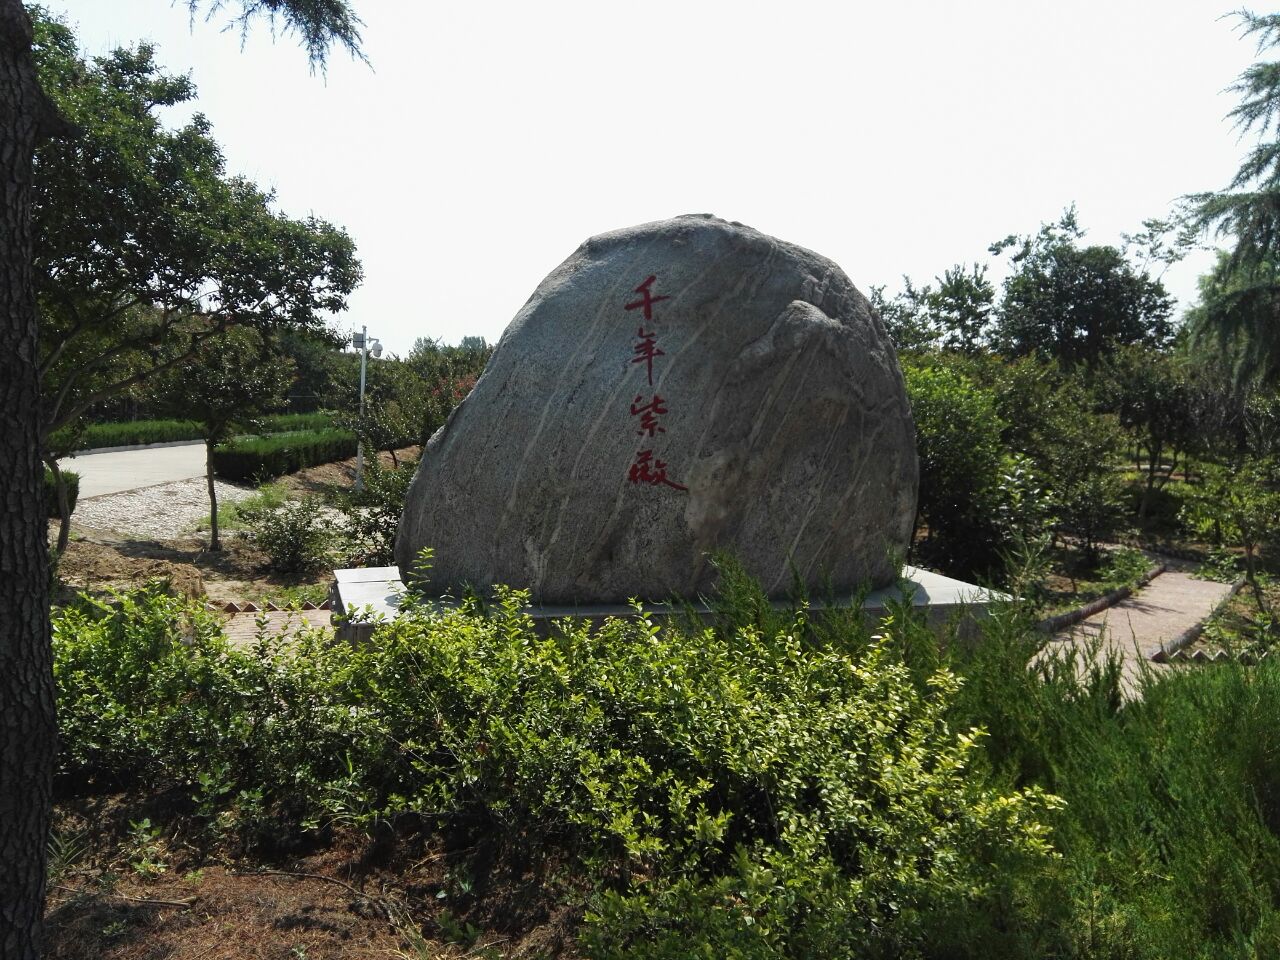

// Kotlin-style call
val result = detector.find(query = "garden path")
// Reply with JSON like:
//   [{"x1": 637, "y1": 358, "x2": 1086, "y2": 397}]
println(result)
[
  {"x1": 1041, "y1": 571, "x2": 1236, "y2": 698},
  {"x1": 60, "y1": 440, "x2": 206, "y2": 498}
]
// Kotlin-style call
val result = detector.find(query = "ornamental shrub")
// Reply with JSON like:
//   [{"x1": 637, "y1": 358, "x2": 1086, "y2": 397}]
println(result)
[
  {"x1": 904, "y1": 362, "x2": 1007, "y2": 575},
  {"x1": 52, "y1": 575, "x2": 1060, "y2": 956},
  {"x1": 52, "y1": 570, "x2": 1280, "y2": 957},
  {"x1": 239, "y1": 495, "x2": 337, "y2": 576},
  {"x1": 43, "y1": 467, "x2": 79, "y2": 518},
  {"x1": 212, "y1": 428, "x2": 357, "y2": 481}
]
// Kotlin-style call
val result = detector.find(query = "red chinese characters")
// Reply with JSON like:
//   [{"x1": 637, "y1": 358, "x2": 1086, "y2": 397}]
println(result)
[
  {"x1": 623, "y1": 276, "x2": 687, "y2": 492},
  {"x1": 630, "y1": 393, "x2": 668, "y2": 437},
  {"x1": 624, "y1": 275, "x2": 670, "y2": 321},
  {"x1": 628, "y1": 450, "x2": 687, "y2": 491},
  {"x1": 631, "y1": 328, "x2": 664, "y2": 386}
]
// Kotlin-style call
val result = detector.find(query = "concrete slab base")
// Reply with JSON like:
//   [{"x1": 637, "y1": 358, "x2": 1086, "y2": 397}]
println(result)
[{"x1": 331, "y1": 565, "x2": 1005, "y2": 644}]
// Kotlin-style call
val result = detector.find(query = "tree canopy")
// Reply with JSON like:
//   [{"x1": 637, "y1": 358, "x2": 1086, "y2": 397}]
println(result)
[
  {"x1": 187, "y1": 0, "x2": 365, "y2": 69},
  {"x1": 992, "y1": 210, "x2": 1174, "y2": 369},
  {"x1": 31, "y1": 9, "x2": 360, "y2": 447},
  {"x1": 1188, "y1": 10, "x2": 1280, "y2": 383}
]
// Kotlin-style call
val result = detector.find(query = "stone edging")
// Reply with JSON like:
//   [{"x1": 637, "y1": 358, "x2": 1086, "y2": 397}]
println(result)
[
  {"x1": 1152, "y1": 575, "x2": 1248, "y2": 662},
  {"x1": 1036, "y1": 563, "x2": 1167, "y2": 634},
  {"x1": 68, "y1": 438, "x2": 205, "y2": 456},
  {"x1": 1109, "y1": 536, "x2": 1205, "y2": 564}
]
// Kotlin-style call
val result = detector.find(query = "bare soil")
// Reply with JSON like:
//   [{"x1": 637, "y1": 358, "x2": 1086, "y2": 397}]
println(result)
[
  {"x1": 45, "y1": 797, "x2": 582, "y2": 960},
  {"x1": 52, "y1": 447, "x2": 419, "y2": 606}
]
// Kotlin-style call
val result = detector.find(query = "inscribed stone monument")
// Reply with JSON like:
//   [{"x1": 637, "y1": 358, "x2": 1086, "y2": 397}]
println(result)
[{"x1": 395, "y1": 214, "x2": 918, "y2": 604}]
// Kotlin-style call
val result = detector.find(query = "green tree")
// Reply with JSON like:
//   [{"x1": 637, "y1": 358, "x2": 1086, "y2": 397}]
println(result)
[
  {"x1": 161, "y1": 328, "x2": 295, "y2": 550},
  {"x1": 869, "y1": 279, "x2": 938, "y2": 353},
  {"x1": 0, "y1": 3, "x2": 362, "y2": 956},
  {"x1": 1101, "y1": 345, "x2": 1195, "y2": 521},
  {"x1": 32, "y1": 14, "x2": 359, "y2": 450},
  {"x1": 993, "y1": 210, "x2": 1174, "y2": 370},
  {"x1": 904, "y1": 362, "x2": 1007, "y2": 575},
  {"x1": 1183, "y1": 460, "x2": 1280, "y2": 612},
  {"x1": 931, "y1": 263, "x2": 996, "y2": 353},
  {"x1": 1047, "y1": 411, "x2": 1128, "y2": 565},
  {"x1": 1189, "y1": 12, "x2": 1280, "y2": 384},
  {"x1": 869, "y1": 264, "x2": 993, "y2": 354}
]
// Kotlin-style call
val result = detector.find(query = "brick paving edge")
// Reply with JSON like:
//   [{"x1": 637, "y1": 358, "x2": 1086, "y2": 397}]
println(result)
[{"x1": 1151, "y1": 575, "x2": 1248, "y2": 662}]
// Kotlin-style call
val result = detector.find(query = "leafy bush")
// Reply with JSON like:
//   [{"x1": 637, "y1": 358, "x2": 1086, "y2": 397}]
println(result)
[
  {"x1": 204, "y1": 481, "x2": 290, "y2": 533},
  {"x1": 1181, "y1": 460, "x2": 1280, "y2": 608},
  {"x1": 337, "y1": 457, "x2": 415, "y2": 565},
  {"x1": 44, "y1": 467, "x2": 80, "y2": 518},
  {"x1": 952, "y1": 614, "x2": 1280, "y2": 959},
  {"x1": 212, "y1": 428, "x2": 357, "y2": 481},
  {"x1": 905, "y1": 362, "x2": 1007, "y2": 574},
  {"x1": 1096, "y1": 545, "x2": 1152, "y2": 587},
  {"x1": 52, "y1": 568, "x2": 1280, "y2": 957},
  {"x1": 239, "y1": 496, "x2": 336, "y2": 575},
  {"x1": 53, "y1": 576, "x2": 1059, "y2": 955},
  {"x1": 1047, "y1": 411, "x2": 1129, "y2": 562},
  {"x1": 258, "y1": 411, "x2": 335, "y2": 433}
]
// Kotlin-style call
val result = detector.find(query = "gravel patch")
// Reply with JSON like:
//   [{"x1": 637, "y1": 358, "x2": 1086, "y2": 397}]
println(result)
[{"x1": 74, "y1": 477, "x2": 258, "y2": 540}]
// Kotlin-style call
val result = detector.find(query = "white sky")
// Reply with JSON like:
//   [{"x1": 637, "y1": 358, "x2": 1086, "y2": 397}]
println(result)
[{"x1": 45, "y1": 0, "x2": 1261, "y2": 355}]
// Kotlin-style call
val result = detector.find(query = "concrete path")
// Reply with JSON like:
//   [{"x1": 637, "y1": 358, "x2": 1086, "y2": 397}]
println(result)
[
  {"x1": 1039, "y1": 571, "x2": 1235, "y2": 697},
  {"x1": 60, "y1": 441, "x2": 206, "y2": 499}
]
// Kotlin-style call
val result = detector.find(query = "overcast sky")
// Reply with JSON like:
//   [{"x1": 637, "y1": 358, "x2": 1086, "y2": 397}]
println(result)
[{"x1": 45, "y1": 0, "x2": 1261, "y2": 354}]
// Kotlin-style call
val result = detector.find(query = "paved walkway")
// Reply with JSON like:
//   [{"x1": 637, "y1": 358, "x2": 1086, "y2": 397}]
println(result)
[
  {"x1": 60, "y1": 441, "x2": 206, "y2": 498},
  {"x1": 1039, "y1": 571, "x2": 1236, "y2": 697},
  {"x1": 221, "y1": 608, "x2": 335, "y2": 646}
]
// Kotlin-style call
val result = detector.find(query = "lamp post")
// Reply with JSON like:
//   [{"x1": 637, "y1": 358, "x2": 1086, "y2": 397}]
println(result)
[{"x1": 352, "y1": 325, "x2": 382, "y2": 493}]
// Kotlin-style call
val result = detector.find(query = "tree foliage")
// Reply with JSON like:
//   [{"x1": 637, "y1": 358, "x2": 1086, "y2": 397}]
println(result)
[
  {"x1": 992, "y1": 210, "x2": 1173, "y2": 369},
  {"x1": 187, "y1": 0, "x2": 364, "y2": 70},
  {"x1": 904, "y1": 362, "x2": 1007, "y2": 574},
  {"x1": 870, "y1": 263, "x2": 994, "y2": 354},
  {"x1": 1188, "y1": 11, "x2": 1280, "y2": 384},
  {"x1": 160, "y1": 327, "x2": 295, "y2": 549},
  {"x1": 31, "y1": 9, "x2": 360, "y2": 445}
]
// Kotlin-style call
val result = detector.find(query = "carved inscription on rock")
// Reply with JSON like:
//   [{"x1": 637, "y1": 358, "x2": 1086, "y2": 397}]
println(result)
[{"x1": 395, "y1": 214, "x2": 918, "y2": 604}]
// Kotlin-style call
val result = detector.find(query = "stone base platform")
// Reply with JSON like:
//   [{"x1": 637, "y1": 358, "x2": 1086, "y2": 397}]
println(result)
[{"x1": 331, "y1": 565, "x2": 1004, "y2": 644}]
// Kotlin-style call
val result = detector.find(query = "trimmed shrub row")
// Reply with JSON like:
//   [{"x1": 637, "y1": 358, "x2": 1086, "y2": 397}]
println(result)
[
  {"x1": 211, "y1": 428, "x2": 357, "y2": 481},
  {"x1": 50, "y1": 418, "x2": 201, "y2": 452},
  {"x1": 258, "y1": 411, "x2": 335, "y2": 434},
  {"x1": 44, "y1": 467, "x2": 80, "y2": 518},
  {"x1": 50, "y1": 412, "x2": 337, "y2": 453}
]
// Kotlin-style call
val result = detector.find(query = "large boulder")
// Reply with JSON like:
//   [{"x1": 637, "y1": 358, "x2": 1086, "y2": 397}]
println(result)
[{"x1": 396, "y1": 214, "x2": 917, "y2": 603}]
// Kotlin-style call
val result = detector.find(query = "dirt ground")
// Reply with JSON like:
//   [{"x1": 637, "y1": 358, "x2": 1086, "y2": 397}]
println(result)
[
  {"x1": 45, "y1": 799, "x2": 581, "y2": 960},
  {"x1": 53, "y1": 447, "x2": 419, "y2": 606}
]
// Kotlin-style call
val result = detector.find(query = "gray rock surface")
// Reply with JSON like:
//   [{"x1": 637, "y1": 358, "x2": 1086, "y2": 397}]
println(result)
[{"x1": 396, "y1": 214, "x2": 918, "y2": 603}]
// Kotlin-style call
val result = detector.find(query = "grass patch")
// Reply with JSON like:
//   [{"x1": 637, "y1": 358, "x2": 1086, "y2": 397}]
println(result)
[
  {"x1": 1037, "y1": 544, "x2": 1155, "y2": 616},
  {"x1": 193, "y1": 481, "x2": 291, "y2": 533}
]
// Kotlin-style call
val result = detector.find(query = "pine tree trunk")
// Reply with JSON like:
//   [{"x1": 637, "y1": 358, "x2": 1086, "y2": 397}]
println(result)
[
  {"x1": 207, "y1": 439, "x2": 220, "y2": 551},
  {"x1": 0, "y1": 3, "x2": 60, "y2": 955}
]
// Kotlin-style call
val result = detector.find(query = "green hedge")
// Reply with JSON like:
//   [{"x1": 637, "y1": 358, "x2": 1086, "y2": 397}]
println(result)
[
  {"x1": 50, "y1": 419, "x2": 201, "y2": 452},
  {"x1": 49, "y1": 412, "x2": 337, "y2": 453},
  {"x1": 44, "y1": 468, "x2": 79, "y2": 518},
  {"x1": 211, "y1": 428, "x2": 357, "y2": 481},
  {"x1": 258, "y1": 411, "x2": 334, "y2": 434}
]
